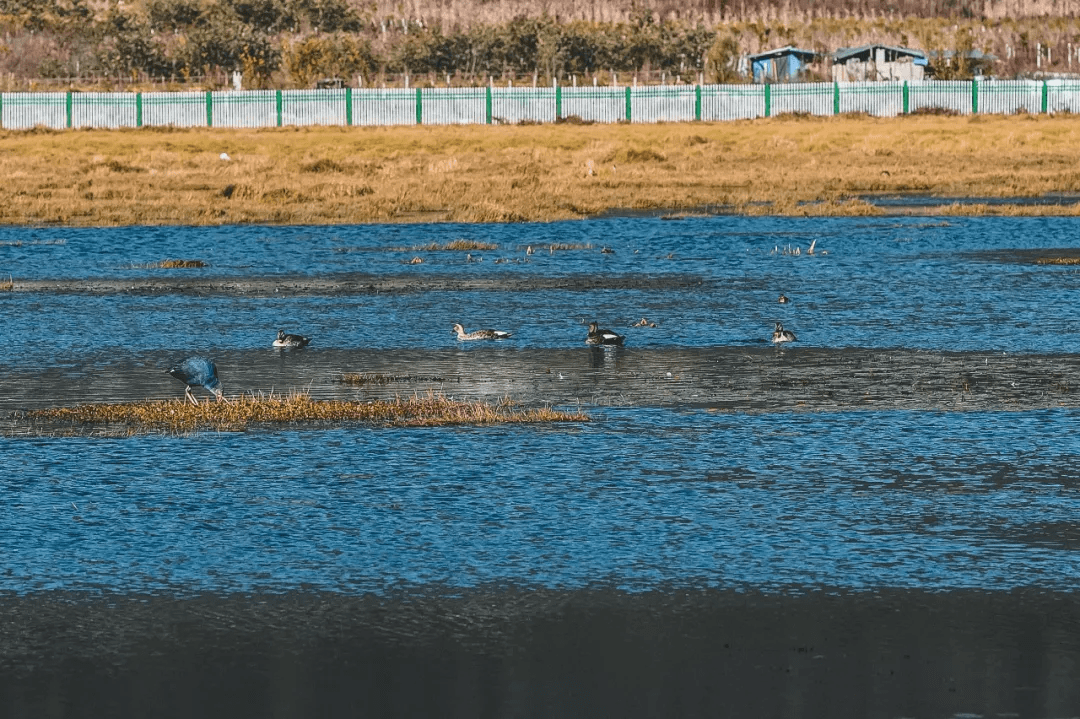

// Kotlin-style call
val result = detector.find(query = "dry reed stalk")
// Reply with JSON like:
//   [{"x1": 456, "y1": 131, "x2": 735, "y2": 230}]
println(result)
[
  {"x1": 155, "y1": 259, "x2": 207, "y2": 268},
  {"x1": 29, "y1": 393, "x2": 588, "y2": 434},
  {"x1": 392, "y1": 239, "x2": 499, "y2": 251},
  {"x1": 3, "y1": 116, "x2": 1080, "y2": 226},
  {"x1": 1037, "y1": 257, "x2": 1080, "y2": 265},
  {"x1": 0, "y1": 275, "x2": 12, "y2": 291}
]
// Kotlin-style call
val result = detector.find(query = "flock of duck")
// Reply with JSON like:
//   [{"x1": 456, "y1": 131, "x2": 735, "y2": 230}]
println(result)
[{"x1": 167, "y1": 295, "x2": 798, "y2": 404}]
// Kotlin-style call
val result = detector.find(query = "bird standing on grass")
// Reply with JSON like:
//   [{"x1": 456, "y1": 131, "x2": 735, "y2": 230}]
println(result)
[
  {"x1": 586, "y1": 322, "x2": 625, "y2": 346},
  {"x1": 452, "y1": 323, "x2": 512, "y2": 340},
  {"x1": 771, "y1": 322, "x2": 797, "y2": 344},
  {"x1": 167, "y1": 356, "x2": 229, "y2": 405},
  {"x1": 273, "y1": 329, "x2": 312, "y2": 348}
]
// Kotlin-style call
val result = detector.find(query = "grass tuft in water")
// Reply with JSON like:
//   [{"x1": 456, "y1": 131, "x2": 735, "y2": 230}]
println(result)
[
  {"x1": 393, "y1": 239, "x2": 499, "y2": 251},
  {"x1": 0, "y1": 275, "x2": 12, "y2": 291},
  {"x1": 155, "y1": 259, "x2": 208, "y2": 268},
  {"x1": 29, "y1": 393, "x2": 588, "y2": 434},
  {"x1": 1036, "y1": 257, "x2": 1080, "y2": 265}
]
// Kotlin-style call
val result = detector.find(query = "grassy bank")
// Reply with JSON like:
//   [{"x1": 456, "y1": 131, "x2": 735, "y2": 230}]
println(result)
[{"x1": 3, "y1": 114, "x2": 1080, "y2": 226}]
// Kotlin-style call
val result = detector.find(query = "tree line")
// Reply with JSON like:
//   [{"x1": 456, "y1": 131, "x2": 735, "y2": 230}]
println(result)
[{"x1": 0, "y1": 0, "x2": 741, "y2": 87}]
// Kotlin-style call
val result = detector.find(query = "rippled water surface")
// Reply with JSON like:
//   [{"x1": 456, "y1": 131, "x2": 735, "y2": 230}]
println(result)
[
  {"x1": 4, "y1": 408, "x2": 1080, "y2": 594},
  {"x1": 3, "y1": 216, "x2": 1080, "y2": 595}
]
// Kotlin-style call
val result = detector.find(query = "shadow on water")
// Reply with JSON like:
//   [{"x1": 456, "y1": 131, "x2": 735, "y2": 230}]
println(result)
[{"x1": 2, "y1": 588, "x2": 1080, "y2": 719}]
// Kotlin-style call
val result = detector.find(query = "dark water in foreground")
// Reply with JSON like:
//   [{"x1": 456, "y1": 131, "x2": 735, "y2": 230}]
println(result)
[{"x1": 3, "y1": 216, "x2": 1080, "y2": 717}]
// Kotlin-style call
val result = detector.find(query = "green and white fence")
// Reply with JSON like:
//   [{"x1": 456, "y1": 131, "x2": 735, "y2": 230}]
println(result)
[{"x1": 3, "y1": 80, "x2": 1080, "y2": 130}]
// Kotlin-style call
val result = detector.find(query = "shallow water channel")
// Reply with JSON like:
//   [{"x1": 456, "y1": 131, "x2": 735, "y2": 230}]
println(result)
[{"x1": 3, "y1": 216, "x2": 1080, "y2": 717}]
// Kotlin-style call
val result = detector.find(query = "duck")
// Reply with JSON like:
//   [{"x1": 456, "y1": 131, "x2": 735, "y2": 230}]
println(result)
[
  {"x1": 586, "y1": 321, "x2": 625, "y2": 346},
  {"x1": 167, "y1": 356, "x2": 229, "y2": 405},
  {"x1": 778, "y1": 294, "x2": 790, "y2": 304},
  {"x1": 771, "y1": 322, "x2": 797, "y2": 344},
  {"x1": 452, "y1": 323, "x2": 512, "y2": 340},
  {"x1": 273, "y1": 329, "x2": 312, "y2": 348}
]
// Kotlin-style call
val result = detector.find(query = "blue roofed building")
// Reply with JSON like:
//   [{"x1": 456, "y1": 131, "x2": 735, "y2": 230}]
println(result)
[{"x1": 747, "y1": 46, "x2": 820, "y2": 83}]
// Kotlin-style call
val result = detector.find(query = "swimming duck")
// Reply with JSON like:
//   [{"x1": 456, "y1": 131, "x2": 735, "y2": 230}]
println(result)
[
  {"x1": 771, "y1": 322, "x2": 797, "y2": 344},
  {"x1": 452, "y1": 323, "x2": 512, "y2": 340},
  {"x1": 778, "y1": 294, "x2": 790, "y2": 304},
  {"x1": 274, "y1": 330, "x2": 312, "y2": 348},
  {"x1": 167, "y1": 356, "x2": 229, "y2": 405},
  {"x1": 586, "y1": 321, "x2": 625, "y2": 346}
]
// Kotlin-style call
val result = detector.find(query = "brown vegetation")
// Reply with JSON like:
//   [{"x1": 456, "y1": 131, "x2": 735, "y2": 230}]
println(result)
[
  {"x1": 1037, "y1": 257, "x2": 1080, "y2": 265},
  {"x1": 155, "y1": 259, "x2": 208, "y2": 268},
  {"x1": 2, "y1": 115, "x2": 1080, "y2": 224},
  {"x1": 397, "y1": 239, "x2": 500, "y2": 251},
  {"x1": 28, "y1": 393, "x2": 590, "y2": 434},
  {"x1": 1, "y1": 0, "x2": 1078, "y2": 91}
]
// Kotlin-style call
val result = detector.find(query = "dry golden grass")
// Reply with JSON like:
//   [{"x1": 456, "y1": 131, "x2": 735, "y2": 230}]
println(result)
[
  {"x1": 392, "y1": 239, "x2": 499, "y2": 251},
  {"x1": 3, "y1": 115, "x2": 1080, "y2": 225},
  {"x1": 156, "y1": 259, "x2": 208, "y2": 268},
  {"x1": 29, "y1": 393, "x2": 589, "y2": 434},
  {"x1": 0, "y1": 275, "x2": 12, "y2": 291},
  {"x1": 1037, "y1": 257, "x2": 1080, "y2": 265}
]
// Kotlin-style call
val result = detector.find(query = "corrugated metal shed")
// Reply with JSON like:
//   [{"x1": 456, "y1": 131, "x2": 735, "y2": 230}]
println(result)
[
  {"x1": 747, "y1": 46, "x2": 819, "y2": 83},
  {"x1": 833, "y1": 45, "x2": 928, "y2": 64},
  {"x1": 832, "y1": 44, "x2": 928, "y2": 82}
]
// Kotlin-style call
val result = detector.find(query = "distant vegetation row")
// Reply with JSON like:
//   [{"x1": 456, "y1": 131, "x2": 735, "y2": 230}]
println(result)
[{"x1": 1, "y1": 0, "x2": 1078, "y2": 89}]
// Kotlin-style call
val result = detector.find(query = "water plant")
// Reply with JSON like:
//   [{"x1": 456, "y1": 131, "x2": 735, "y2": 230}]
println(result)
[
  {"x1": 156, "y1": 259, "x2": 208, "y2": 268},
  {"x1": 394, "y1": 239, "x2": 500, "y2": 251},
  {"x1": 28, "y1": 393, "x2": 589, "y2": 434}
]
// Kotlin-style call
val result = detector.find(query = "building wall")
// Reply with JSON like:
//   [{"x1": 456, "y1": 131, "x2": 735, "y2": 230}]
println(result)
[{"x1": 832, "y1": 58, "x2": 925, "y2": 82}]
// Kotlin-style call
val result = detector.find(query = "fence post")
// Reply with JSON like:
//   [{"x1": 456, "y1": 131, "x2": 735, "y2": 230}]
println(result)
[
  {"x1": 694, "y1": 84, "x2": 702, "y2": 121},
  {"x1": 902, "y1": 81, "x2": 909, "y2": 114},
  {"x1": 764, "y1": 84, "x2": 771, "y2": 118},
  {"x1": 276, "y1": 89, "x2": 283, "y2": 127},
  {"x1": 625, "y1": 86, "x2": 631, "y2": 122},
  {"x1": 1042, "y1": 81, "x2": 1049, "y2": 114},
  {"x1": 66, "y1": 91, "x2": 73, "y2": 129},
  {"x1": 971, "y1": 79, "x2": 978, "y2": 114},
  {"x1": 555, "y1": 83, "x2": 562, "y2": 120},
  {"x1": 345, "y1": 87, "x2": 353, "y2": 126},
  {"x1": 205, "y1": 91, "x2": 213, "y2": 127},
  {"x1": 485, "y1": 85, "x2": 492, "y2": 124},
  {"x1": 833, "y1": 81, "x2": 840, "y2": 115},
  {"x1": 415, "y1": 87, "x2": 422, "y2": 125},
  {"x1": 135, "y1": 92, "x2": 143, "y2": 127}
]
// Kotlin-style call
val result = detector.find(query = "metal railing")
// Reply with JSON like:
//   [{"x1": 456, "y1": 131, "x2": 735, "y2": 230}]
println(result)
[{"x1": 1, "y1": 80, "x2": 1075, "y2": 130}]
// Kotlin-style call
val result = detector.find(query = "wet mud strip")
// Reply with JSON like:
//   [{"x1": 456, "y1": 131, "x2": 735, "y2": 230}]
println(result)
[
  {"x1": 4, "y1": 347, "x2": 1080, "y2": 434},
  {"x1": 1, "y1": 588, "x2": 1078, "y2": 719},
  {"x1": 8, "y1": 273, "x2": 711, "y2": 297}
]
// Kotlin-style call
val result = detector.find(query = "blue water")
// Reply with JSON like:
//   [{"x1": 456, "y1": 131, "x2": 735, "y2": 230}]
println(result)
[
  {"x1": 2, "y1": 216, "x2": 1080, "y2": 361},
  {"x1": 3, "y1": 216, "x2": 1080, "y2": 595}
]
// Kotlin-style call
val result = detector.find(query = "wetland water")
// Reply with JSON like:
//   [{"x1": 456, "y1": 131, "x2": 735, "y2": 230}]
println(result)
[{"x1": 3, "y1": 216, "x2": 1080, "y2": 717}]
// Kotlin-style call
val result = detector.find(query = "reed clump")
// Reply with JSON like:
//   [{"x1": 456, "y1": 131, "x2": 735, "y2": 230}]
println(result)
[
  {"x1": 1037, "y1": 257, "x2": 1080, "y2": 265},
  {"x1": 340, "y1": 373, "x2": 449, "y2": 385},
  {"x1": 29, "y1": 393, "x2": 588, "y2": 434},
  {"x1": 0, "y1": 275, "x2": 13, "y2": 291},
  {"x1": 399, "y1": 239, "x2": 500, "y2": 251},
  {"x1": 156, "y1": 259, "x2": 208, "y2": 268}
]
